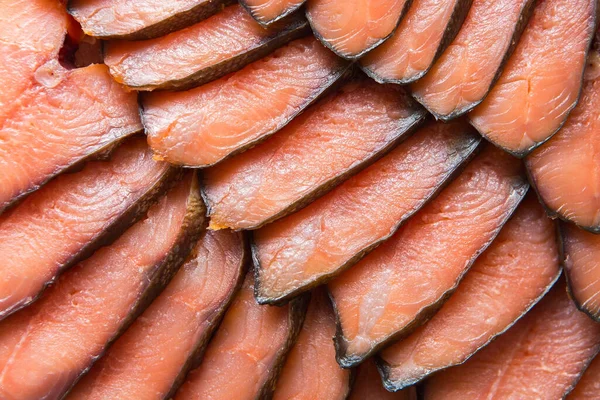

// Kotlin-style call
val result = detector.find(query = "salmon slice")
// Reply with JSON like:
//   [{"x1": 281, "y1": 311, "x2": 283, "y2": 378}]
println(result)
[
  {"x1": 174, "y1": 273, "x2": 308, "y2": 400},
  {"x1": 470, "y1": 0, "x2": 597, "y2": 157},
  {"x1": 0, "y1": 138, "x2": 178, "y2": 320},
  {"x1": 348, "y1": 360, "x2": 416, "y2": 400},
  {"x1": 203, "y1": 79, "x2": 425, "y2": 231},
  {"x1": 568, "y1": 355, "x2": 600, "y2": 399},
  {"x1": 379, "y1": 193, "x2": 561, "y2": 391},
  {"x1": 306, "y1": 0, "x2": 411, "y2": 59},
  {"x1": 525, "y1": 47, "x2": 600, "y2": 232},
  {"x1": 241, "y1": 0, "x2": 306, "y2": 25},
  {"x1": 253, "y1": 120, "x2": 481, "y2": 305},
  {"x1": 423, "y1": 280, "x2": 600, "y2": 400},
  {"x1": 328, "y1": 146, "x2": 528, "y2": 367},
  {"x1": 0, "y1": 173, "x2": 206, "y2": 400},
  {"x1": 360, "y1": 0, "x2": 473, "y2": 84},
  {"x1": 273, "y1": 289, "x2": 351, "y2": 400},
  {"x1": 68, "y1": 0, "x2": 230, "y2": 40},
  {"x1": 104, "y1": 4, "x2": 309, "y2": 91},
  {"x1": 68, "y1": 229, "x2": 245, "y2": 400},
  {"x1": 142, "y1": 37, "x2": 350, "y2": 168},
  {"x1": 411, "y1": 0, "x2": 535, "y2": 120}
]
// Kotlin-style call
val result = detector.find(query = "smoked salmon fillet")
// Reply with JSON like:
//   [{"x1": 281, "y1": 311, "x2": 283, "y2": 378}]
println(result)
[
  {"x1": 273, "y1": 289, "x2": 352, "y2": 400},
  {"x1": 241, "y1": 0, "x2": 306, "y2": 26},
  {"x1": 361, "y1": 0, "x2": 473, "y2": 84},
  {"x1": 306, "y1": 0, "x2": 411, "y2": 59},
  {"x1": 104, "y1": 4, "x2": 309, "y2": 91},
  {"x1": 411, "y1": 0, "x2": 535, "y2": 120},
  {"x1": 348, "y1": 360, "x2": 416, "y2": 400},
  {"x1": 0, "y1": 173, "x2": 206, "y2": 400},
  {"x1": 253, "y1": 120, "x2": 481, "y2": 304},
  {"x1": 526, "y1": 45, "x2": 600, "y2": 232},
  {"x1": 423, "y1": 280, "x2": 600, "y2": 400},
  {"x1": 68, "y1": 229, "x2": 246, "y2": 400},
  {"x1": 68, "y1": 0, "x2": 230, "y2": 40},
  {"x1": 328, "y1": 146, "x2": 528, "y2": 367},
  {"x1": 203, "y1": 79, "x2": 426, "y2": 231},
  {"x1": 470, "y1": 0, "x2": 597, "y2": 157},
  {"x1": 379, "y1": 193, "x2": 561, "y2": 391},
  {"x1": 0, "y1": 138, "x2": 178, "y2": 320},
  {"x1": 142, "y1": 36, "x2": 349, "y2": 167},
  {"x1": 568, "y1": 355, "x2": 600, "y2": 399},
  {"x1": 174, "y1": 273, "x2": 308, "y2": 400}
]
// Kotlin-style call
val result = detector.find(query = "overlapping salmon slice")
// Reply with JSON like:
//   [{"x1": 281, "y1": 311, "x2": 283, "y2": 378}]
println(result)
[
  {"x1": 360, "y1": 0, "x2": 473, "y2": 84},
  {"x1": 470, "y1": 0, "x2": 596, "y2": 157},
  {"x1": 104, "y1": 4, "x2": 309, "y2": 91},
  {"x1": 203, "y1": 79, "x2": 425, "y2": 231},
  {"x1": 328, "y1": 146, "x2": 528, "y2": 367},
  {"x1": 424, "y1": 280, "x2": 600, "y2": 400},
  {"x1": 568, "y1": 355, "x2": 600, "y2": 399},
  {"x1": 411, "y1": 0, "x2": 535, "y2": 120},
  {"x1": 379, "y1": 194, "x2": 561, "y2": 391},
  {"x1": 253, "y1": 120, "x2": 481, "y2": 304},
  {"x1": 142, "y1": 37, "x2": 349, "y2": 167},
  {"x1": 68, "y1": 0, "x2": 229, "y2": 40},
  {"x1": 306, "y1": 0, "x2": 411, "y2": 59},
  {"x1": 0, "y1": 138, "x2": 178, "y2": 320},
  {"x1": 273, "y1": 289, "x2": 352, "y2": 400},
  {"x1": 68, "y1": 229, "x2": 245, "y2": 400},
  {"x1": 241, "y1": 0, "x2": 306, "y2": 25},
  {"x1": 174, "y1": 273, "x2": 308, "y2": 400},
  {"x1": 526, "y1": 46, "x2": 600, "y2": 232},
  {"x1": 348, "y1": 360, "x2": 416, "y2": 400},
  {"x1": 0, "y1": 173, "x2": 206, "y2": 400}
]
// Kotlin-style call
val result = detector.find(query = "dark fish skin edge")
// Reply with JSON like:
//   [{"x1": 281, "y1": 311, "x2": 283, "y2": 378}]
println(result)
[
  {"x1": 60, "y1": 171, "x2": 208, "y2": 400},
  {"x1": 123, "y1": 14, "x2": 312, "y2": 91},
  {"x1": 411, "y1": 0, "x2": 537, "y2": 122},
  {"x1": 252, "y1": 120, "x2": 482, "y2": 306},
  {"x1": 330, "y1": 160, "x2": 530, "y2": 369},
  {"x1": 306, "y1": 0, "x2": 414, "y2": 60},
  {"x1": 361, "y1": 0, "x2": 474, "y2": 85},
  {"x1": 68, "y1": 0, "x2": 236, "y2": 41},
  {"x1": 140, "y1": 61, "x2": 354, "y2": 169},
  {"x1": 239, "y1": 0, "x2": 307, "y2": 27}
]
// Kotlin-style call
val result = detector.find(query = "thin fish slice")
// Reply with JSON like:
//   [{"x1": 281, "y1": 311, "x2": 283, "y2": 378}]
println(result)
[
  {"x1": 567, "y1": 355, "x2": 600, "y2": 399},
  {"x1": 104, "y1": 4, "x2": 309, "y2": 91},
  {"x1": 0, "y1": 173, "x2": 206, "y2": 400},
  {"x1": 174, "y1": 273, "x2": 308, "y2": 400},
  {"x1": 328, "y1": 146, "x2": 528, "y2": 367},
  {"x1": 379, "y1": 194, "x2": 561, "y2": 391},
  {"x1": 424, "y1": 280, "x2": 600, "y2": 400},
  {"x1": 348, "y1": 360, "x2": 416, "y2": 400},
  {"x1": 273, "y1": 289, "x2": 352, "y2": 400},
  {"x1": 253, "y1": 120, "x2": 481, "y2": 304},
  {"x1": 0, "y1": 138, "x2": 178, "y2": 320},
  {"x1": 411, "y1": 0, "x2": 535, "y2": 120},
  {"x1": 526, "y1": 46, "x2": 600, "y2": 232},
  {"x1": 360, "y1": 0, "x2": 473, "y2": 84},
  {"x1": 241, "y1": 0, "x2": 306, "y2": 26},
  {"x1": 68, "y1": 229, "x2": 246, "y2": 400},
  {"x1": 470, "y1": 0, "x2": 597, "y2": 157},
  {"x1": 203, "y1": 79, "x2": 425, "y2": 231},
  {"x1": 306, "y1": 0, "x2": 411, "y2": 59},
  {"x1": 142, "y1": 36, "x2": 349, "y2": 167}
]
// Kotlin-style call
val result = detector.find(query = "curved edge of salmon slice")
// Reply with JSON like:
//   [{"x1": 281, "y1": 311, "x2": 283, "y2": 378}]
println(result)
[
  {"x1": 348, "y1": 359, "x2": 416, "y2": 400},
  {"x1": 567, "y1": 354, "x2": 600, "y2": 399},
  {"x1": 240, "y1": 0, "x2": 307, "y2": 27}
]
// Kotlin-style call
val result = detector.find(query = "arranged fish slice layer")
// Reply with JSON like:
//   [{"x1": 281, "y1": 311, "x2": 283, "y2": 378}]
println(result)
[
  {"x1": 68, "y1": 0, "x2": 230, "y2": 40},
  {"x1": 526, "y1": 47, "x2": 600, "y2": 232},
  {"x1": 0, "y1": 138, "x2": 177, "y2": 320},
  {"x1": 379, "y1": 193, "x2": 561, "y2": 391},
  {"x1": 273, "y1": 289, "x2": 352, "y2": 400},
  {"x1": 203, "y1": 79, "x2": 425, "y2": 231},
  {"x1": 68, "y1": 229, "x2": 246, "y2": 400},
  {"x1": 348, "y1": 360, "x2": 416, "y2": 400},
  {"x1": 306, "y1": 0, "x2": 411, "y2": 59},
  {"x1": 0, "y1": 61, "x2": 142, "y2": 212},
  {"x1": 328, "y1": 146, "x2": 528, "y2": 367},
  {"x1": 411, "y1": 0, "x2": 535, "y2": 120},
  {"x1": 241, "y1": 0, "x2": 306, "y2": 25},
  {"x1": 174, "y1": 273, "x2": 308, "y2": 400},
  {"x1": 423, "y1": 280, "x2": 600, "y2": 400},
  {"x1": 470, "y1": 0, "x2": 596, "y2": 157},
  {"x1": 253, "y1": 120, "x2": 481, "y2": 304},
  {"x1": 0, "y1": 173, "x2": 206, "y2": 400},
  {"x1": 143, "y1": 36, "x2": 349, "y2": 167},
  {"x1": 567, "y1": 355, "x2": 600, "y2": 399},
  {"x1": 360, "y1": 0, "x2": 473, "y2": 84},
  {"x1": 104, "y1": 4, "x2": 309, "y2": 91}
]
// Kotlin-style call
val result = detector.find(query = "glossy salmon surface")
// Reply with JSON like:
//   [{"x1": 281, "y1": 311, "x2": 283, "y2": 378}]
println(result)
[
  {"x1": 242, "y1": 0, "x2": 306, "y2": 25},
  {"x1": 567, "y1": 355, "x2": 600, "y2": 399},
  {"x1": 348, "y1": 360, "x2": 416, "y2": 400}
]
